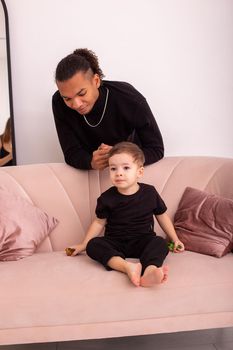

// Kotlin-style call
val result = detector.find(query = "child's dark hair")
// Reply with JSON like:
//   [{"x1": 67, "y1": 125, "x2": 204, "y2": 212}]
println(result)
[
  {"x1": 108, "y1": 142, "x2": 145, "y2": 166},
  {"x1": 55, "y1": 48, "x2": 105, "y2": 82}
]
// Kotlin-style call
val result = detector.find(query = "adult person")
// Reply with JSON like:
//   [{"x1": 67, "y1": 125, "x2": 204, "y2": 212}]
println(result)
[
  {"x1": 52, "y1": 48, "x2": 164, "y2": 170},
  {"x1": 0, "y1": 118, "x2": 13, "y2": 167}
]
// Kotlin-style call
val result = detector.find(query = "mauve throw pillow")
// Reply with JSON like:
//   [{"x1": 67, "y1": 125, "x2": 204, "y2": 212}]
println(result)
[
  {"x1": 174, "y1": 187, "x2": 233, "y2": 258},
  {"x1": 0, "y1": 188, "x2": 58, "y2": 261}
]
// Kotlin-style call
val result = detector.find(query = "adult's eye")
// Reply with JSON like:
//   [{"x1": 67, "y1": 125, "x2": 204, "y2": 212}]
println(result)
[{"x1": 79, "y1": 91, "x2": 87, "y2": 97}]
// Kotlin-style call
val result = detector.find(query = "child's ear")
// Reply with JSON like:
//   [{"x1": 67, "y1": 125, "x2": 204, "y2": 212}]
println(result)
[{"x1": 138, "y1": 166, "x2": 144, "y2": 178}]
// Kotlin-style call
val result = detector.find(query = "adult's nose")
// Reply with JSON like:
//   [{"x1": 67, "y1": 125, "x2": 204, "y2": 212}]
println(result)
[{"x1": 72, "y1": 97, "x2": 83, "y2": 109}]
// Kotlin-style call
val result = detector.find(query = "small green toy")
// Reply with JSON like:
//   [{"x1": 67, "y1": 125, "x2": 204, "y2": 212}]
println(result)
[{"x1": 167, "y1": 242, "x2": 182, "y2": 252}]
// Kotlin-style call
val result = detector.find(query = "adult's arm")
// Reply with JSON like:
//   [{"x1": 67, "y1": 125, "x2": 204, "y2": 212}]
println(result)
[
  {"x1": 52, "y1": 93, "x2": 93, "y2": 170},
  {"x1": 0, "y1": 139, "x2": 13, "y2": 166},
  {"x1": 133, "y1": 98, "x2": 164, "y2": 165},
  {"x1": 0, "y1": 151, "x2": 13, "y2": 166}
]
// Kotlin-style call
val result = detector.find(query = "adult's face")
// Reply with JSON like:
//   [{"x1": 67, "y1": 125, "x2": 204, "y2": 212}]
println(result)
[{"x1": 57, "y1": 70, "x2": 101, "y2": 115}]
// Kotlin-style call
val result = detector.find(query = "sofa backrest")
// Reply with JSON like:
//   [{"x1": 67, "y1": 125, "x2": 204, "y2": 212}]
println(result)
[
  {"x1": 98, "y1": 156, "x2": 233, "y2": 237},
  {"x1": 0, "y1": 156, "x2": 232, "y2": 252}
]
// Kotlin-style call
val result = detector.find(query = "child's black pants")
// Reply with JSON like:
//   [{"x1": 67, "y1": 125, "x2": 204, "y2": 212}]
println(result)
[{"x1": 86, "y1": 235, "x2": 169, "y2": 274}]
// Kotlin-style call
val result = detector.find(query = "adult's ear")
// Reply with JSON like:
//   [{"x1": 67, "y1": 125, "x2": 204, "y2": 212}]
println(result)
[{"x1": 93, "y1": 73, "x2": 101, "y2": 88}]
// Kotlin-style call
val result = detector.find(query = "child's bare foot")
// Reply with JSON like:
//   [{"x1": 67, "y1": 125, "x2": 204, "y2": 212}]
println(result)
[
  {"x1": 161, "y1": 265, "x2": 169, "y2": 283},
  {"x1": 140, "y1": 265, "x2": 169, "y2": 287},
  {"x1": 125, "y1": 262, "x2": 142, "y2": 287}
]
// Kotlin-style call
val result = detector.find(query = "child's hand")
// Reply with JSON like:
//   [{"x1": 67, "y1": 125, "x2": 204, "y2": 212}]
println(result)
[
  {"x1": 65, "y1": 244, "x2": 85, "y2": 256},
  {"x1": 168, "y1": 240, "x2": 185, "y2": 253},
  {"x1": 173, "y1": 240, "x2": 185, "y2": 253}
]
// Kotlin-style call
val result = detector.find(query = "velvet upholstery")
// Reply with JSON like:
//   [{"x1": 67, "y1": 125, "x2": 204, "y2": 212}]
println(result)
[
  {"x1": 0, "y1": 188, "x2": 58, "y2": 261},
  {"x1": 174, "y1": 187, "x2": 233, "y2": 257},
  {"x1": 0, "y1": 157, "x2": 232, "y2": 345}
]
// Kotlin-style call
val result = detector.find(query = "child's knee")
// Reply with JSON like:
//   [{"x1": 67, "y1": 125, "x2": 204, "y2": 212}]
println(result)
[
  {"x1": 154, "y1": 236, "x2": 169, "y2": 255},
  {"x1": 86, "y1": 237, "x2": 101, "y2": 258}
]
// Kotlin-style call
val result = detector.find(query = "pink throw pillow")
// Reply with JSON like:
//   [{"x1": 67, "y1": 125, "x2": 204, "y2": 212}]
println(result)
[
  {"x1": 174, "y1": 187, "x2": 233, "y2": 258},
  {"x1": 0, "y1": 188, "x2": 58, "y2": 261}
]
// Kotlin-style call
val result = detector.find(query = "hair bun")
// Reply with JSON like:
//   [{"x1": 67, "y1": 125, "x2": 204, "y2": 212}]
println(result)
[{"x1": 73, "y1": 48, "x2": 89, "y2": 56}]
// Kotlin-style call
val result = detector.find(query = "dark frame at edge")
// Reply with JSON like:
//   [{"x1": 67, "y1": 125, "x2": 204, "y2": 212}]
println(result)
[{"x1": 1, "y1": 0, "x2": 17, "y2": 165}]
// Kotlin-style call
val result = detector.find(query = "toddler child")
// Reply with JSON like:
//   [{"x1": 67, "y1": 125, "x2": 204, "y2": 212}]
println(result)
[{"x1": 67, "y1": 142, "x2": 184, "y2": 287}]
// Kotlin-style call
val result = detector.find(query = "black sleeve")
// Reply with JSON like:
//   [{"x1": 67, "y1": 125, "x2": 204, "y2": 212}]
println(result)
[
  {"x1": 133, "y1": 98, "x2": 164, "y2": 165},
  {"x1": 52, "y1": 92, "x2": 92, "y2": 170},
  {"x1": 152, "y1": 188, "x2": 167, "y2": 215},
  {"x1": 95, "y1": 195, "x2": 109, "y2": 219}
]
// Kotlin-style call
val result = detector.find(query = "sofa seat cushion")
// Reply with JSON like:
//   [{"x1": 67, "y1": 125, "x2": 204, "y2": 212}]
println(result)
[{"x1": 1, "y1": 250, "x2": 232, "y2": 344}]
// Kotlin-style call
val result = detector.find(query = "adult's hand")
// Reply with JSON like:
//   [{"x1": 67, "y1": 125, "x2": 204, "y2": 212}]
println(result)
[{"x1": 91, "y1": 143, "x2": 112, "y2": 170}]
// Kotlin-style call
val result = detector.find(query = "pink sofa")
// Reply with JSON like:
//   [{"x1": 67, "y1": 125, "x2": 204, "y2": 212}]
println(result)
[{"x1": 0, "y1": 156, "x2": 233, "y2": 345}]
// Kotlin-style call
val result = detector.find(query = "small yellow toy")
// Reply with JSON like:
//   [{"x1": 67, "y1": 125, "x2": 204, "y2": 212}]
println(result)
[{"x1": 65, "y1": 247, "x2": 75, "y2": 256}]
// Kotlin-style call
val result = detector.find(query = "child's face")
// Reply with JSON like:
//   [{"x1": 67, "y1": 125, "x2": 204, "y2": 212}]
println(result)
[{"x1": 109, "y1": 152, "x2": 144, "y2": 194}]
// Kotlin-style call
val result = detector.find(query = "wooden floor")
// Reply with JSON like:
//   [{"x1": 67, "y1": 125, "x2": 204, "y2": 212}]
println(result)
[{"x1": 0, "y1": 328, "x2": 232, "y2": 350}]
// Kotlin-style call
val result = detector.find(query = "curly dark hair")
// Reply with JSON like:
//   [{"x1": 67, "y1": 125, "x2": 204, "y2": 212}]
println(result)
[{"x1": 55, "y1": 48, "x2": 105, "y2": 82}]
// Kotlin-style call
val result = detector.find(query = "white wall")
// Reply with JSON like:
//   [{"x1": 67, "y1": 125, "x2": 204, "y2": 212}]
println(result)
[{"x1": 4, "y1": 0, "x2": 233, "y2": 164}]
